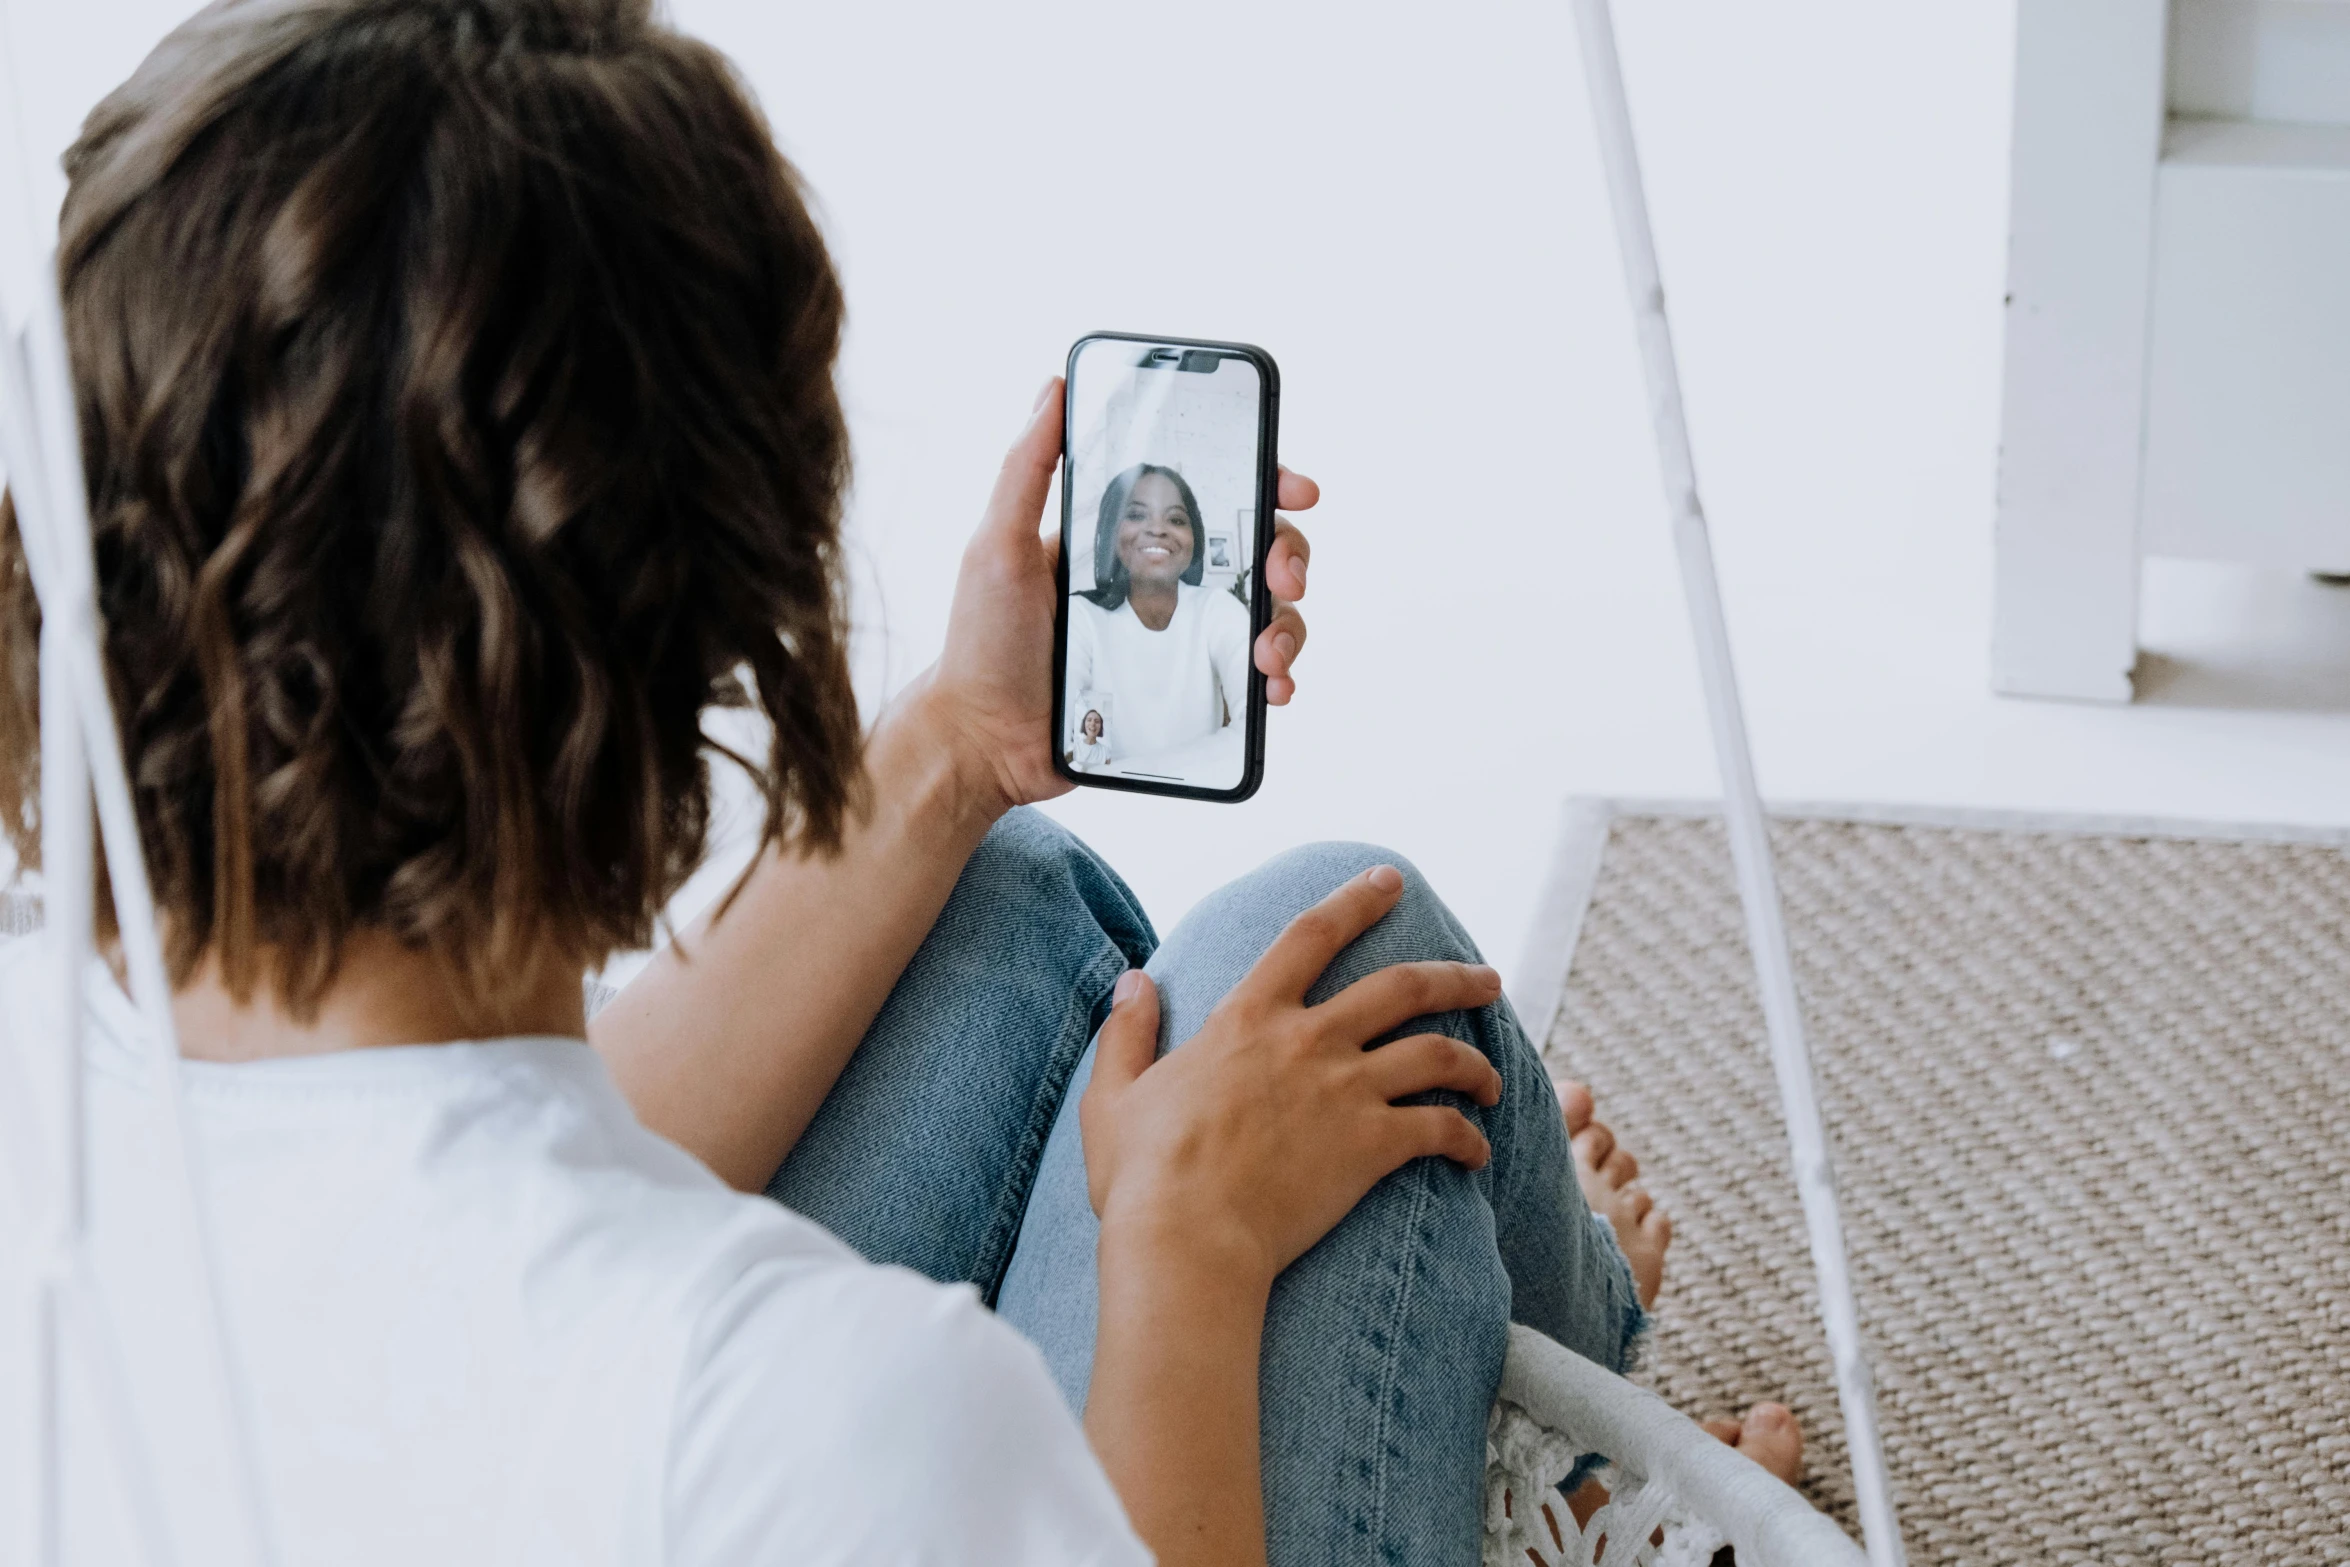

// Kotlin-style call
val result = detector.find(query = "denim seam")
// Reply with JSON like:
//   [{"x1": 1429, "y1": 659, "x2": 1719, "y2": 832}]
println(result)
[
  {"x1": 973, "y1": 939, "x2": 1131, "y2": 1306},
  {"x1": 1365, "y1": 1156, "x2": 1435, "y2": 1564}
]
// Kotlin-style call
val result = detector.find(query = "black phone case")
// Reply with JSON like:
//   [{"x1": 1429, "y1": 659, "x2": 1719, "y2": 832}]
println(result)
[{"x1": 1051, "y1": 330, "x2": 1280, "y2": 804}]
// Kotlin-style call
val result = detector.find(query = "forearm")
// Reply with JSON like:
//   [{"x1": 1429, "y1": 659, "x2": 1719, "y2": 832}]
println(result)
[
  {"x1": 591, "y1": 679, "x2": 1003, "y2": 1190},
  {"x1": 1086, "y1": 1219, "x2": 1272, "y2": 1567}
]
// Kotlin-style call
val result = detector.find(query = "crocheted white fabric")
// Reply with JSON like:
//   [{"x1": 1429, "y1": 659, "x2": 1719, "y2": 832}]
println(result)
[{"x1": 1482, "y1": 1401, "x2": 1728, "y2": 1567}]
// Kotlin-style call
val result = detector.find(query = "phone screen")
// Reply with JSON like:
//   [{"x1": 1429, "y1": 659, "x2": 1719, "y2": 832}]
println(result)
[{"x1": 1056, "y1": 333, "x2": 1278, "y2": 801}]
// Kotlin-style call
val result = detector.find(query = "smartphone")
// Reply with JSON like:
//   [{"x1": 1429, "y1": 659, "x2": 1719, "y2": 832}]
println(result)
[{"x1": 1053, "y1": 331, "x2": 1280, "y2": 802}]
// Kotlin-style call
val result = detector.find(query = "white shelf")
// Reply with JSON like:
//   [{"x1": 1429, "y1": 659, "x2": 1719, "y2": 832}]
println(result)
[
  {"x1": 2141, "y1": 111, "x2": 2350, "y2": 567},
  {"x1": 2162, "y1": 115, "x2": 2350, "y2": 172}
]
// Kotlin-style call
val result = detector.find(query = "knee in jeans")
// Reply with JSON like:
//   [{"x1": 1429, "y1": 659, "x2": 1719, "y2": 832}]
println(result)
[
  {"x1": 1249, "y1": 841, "x2": 1481, "y2": 969},
  {"x1": 966, "y1": 806, "x2": 1093, "y2": 887},
  {"x1": 957, "y1": 807, "x2": 1156, "y2": 971}
]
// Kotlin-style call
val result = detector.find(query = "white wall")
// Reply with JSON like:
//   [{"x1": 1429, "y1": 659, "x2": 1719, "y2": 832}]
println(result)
[
  {"x1": 12, "y1": 1, "x2": 2350, "y2": 987},
  {"x1": 676, "y1": 0, "x2": 2031, "y2": 967}
]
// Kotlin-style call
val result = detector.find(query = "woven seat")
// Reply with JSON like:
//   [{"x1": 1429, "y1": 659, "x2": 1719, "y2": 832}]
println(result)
[{"x1": 1483, "y1": 1326, "x2": 1866, "y2": 1566}]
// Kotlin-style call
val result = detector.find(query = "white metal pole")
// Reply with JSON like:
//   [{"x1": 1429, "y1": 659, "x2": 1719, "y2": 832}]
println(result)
[
  {"x1": 0, "y1": 10, "x2": 68, "y2": 1551},
  {"x1": 0, "y1": 17, "x2": 281, "y2": 1561},
  {"x1": 1, "y1": 334, "x2": 179, "y2": 1567},
  {"x1": 2, "y1": 304, "x2": 285, "y2": 1567},
  {"x1": 1, "y1": 250, "x2": 79, "y2": 1567},
  {"x1": 34, "y1": 604, "x2": 90, "y2": 1567},
  {"x1": 1567, "y1": 5, "x2": 1907, "y2": 1563}
]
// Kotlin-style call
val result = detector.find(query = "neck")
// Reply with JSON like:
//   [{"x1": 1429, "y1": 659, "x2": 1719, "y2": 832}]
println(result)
[
  {"x1": 173, "y1": 928, "x2": 588, "y2": 1062},
  {"x1": 1128, "y1": 579, "x2": 1179, "y2": 630}
]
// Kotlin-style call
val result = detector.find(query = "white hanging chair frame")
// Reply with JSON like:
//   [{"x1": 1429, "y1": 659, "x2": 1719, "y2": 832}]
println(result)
[
  {"x1": 0, "y1": 4, "x2": 1900, "y2": 1564},
  {"x1": 1472, "y1": 8, "x2": 1903, "y2": 1563}
]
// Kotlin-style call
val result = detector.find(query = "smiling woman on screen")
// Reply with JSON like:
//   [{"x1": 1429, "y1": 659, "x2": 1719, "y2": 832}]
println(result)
[{"x1": 1067, "y1": 463, "x2": 1250, "y2": 765}]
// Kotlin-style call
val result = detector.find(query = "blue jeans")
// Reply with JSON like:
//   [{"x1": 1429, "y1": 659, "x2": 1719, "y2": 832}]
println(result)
[{"x1": 767, "y1": 810, "x2": 1644, "y2": 1566}]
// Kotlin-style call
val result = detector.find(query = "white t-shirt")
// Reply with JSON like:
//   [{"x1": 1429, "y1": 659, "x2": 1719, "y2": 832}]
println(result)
[
  {"x1": 2, "y1": 943, "x2": 1150, "y2": 1567},
  {"x1": 1066, "y1": 583, "x2": 1250, "y2": 765}
]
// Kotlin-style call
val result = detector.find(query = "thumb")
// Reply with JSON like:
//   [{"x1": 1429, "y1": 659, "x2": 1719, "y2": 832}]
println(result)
[
  {"x1": 1089, "y1": 968, "x2": 1160, "y2": 1101},
  {"x1": 979, "y1": 376, "x2": 1064, "y2": 549}
]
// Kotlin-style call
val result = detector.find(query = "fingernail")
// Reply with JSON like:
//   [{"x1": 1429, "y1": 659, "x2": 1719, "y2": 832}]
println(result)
[
  {"x1": 1292, "y1": 559, "x2": 1307, "y2": 593},
  {"x1": 1113, "y1": 970, "x2": 1142, "y2": 1004},
  {"x1": 1367, "y1": 864, "x2": 1403, "y2": 893},
  {"x1": 1274, "y1": 632, "x2": 1297, "y2": 662},
  {"x1": 1032, "y1": 378, "x2": 1057, "y2": 414}
]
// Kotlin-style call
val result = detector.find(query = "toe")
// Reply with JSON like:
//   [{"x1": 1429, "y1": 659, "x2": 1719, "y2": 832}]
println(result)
[
  {"x1": 1644, "y1": 1208, "x2": 1673, "y2": 1248},
  {"x1": 1555, "y1": 1079, "x2": 1595, "y2": 1135},
  {"x1": 1601, "y1": 1146, "x2": 1638, "y2": 1188},
  {"x1": 1734, "y1": 1404, "x2": 1803, "y2": 1486},
  {"x1": 1572, "y1": 1122, "x2": 1615, "y2": 1174},
  {"x1": 1628, "y1": 1188, "x2": 1654, "y2": 1223},
  {"x1": 1701, "y1": 1418, "x2": 1742, "y2": 1445}
]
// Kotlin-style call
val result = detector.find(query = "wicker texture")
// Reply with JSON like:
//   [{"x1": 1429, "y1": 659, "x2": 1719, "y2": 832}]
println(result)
[{"x1": 1543, "y1": 812, "x2": 2350, "y2": 1565}]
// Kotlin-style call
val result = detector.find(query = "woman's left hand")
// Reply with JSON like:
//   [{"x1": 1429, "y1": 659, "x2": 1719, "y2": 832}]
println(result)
[{"x1": 916, "y1": 376, "x2": 1319, "y2": 818}]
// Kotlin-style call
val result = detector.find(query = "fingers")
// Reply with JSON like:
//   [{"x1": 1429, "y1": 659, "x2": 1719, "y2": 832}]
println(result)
[
  {"x1": 1362, "y1": 1033, "x2": 1502, "y2": 1108},
  {"x1": 1317, "y1": 958, "x2": 1502, "y2": 1044},
  {"x1": 1380, "y1": 1104, "x2": 1492, "y2": 1171},
  {"x1": 978, "y1": 378, "x2": 1064, "y2": 551},
  {"x1": 1275, "y1": 465, "x2": 1320, "y2": 512},
  {"x1": 1243, "y1": 865, "x2": 1407, "y2": 1001},
  {"x1": 1262, "y1": 510, "x2": 1311, "y2": 704},
  {"x1": 1078, "y1": 968, "x2": 1156, "y2": 1220},
  {"x1": 1254, "y1": 602, "x2": 1307, "y2": 704},
  {"x1": 1087, "y1": 969, "x2": 1160, "y2": 1103},
  {"x1": 1267, "y1": 515, "x2": 1310, "y2": 601}
]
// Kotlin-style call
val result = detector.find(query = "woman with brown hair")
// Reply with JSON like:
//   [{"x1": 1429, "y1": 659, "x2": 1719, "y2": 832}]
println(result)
[{"x1": 1, "y1": 2, "x2": 1656, "y2": 1563}]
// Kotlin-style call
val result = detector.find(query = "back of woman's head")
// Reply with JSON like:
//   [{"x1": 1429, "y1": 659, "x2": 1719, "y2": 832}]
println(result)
[{"x1": 0, "y1": 0, "x2": 862, "y2": 1016}]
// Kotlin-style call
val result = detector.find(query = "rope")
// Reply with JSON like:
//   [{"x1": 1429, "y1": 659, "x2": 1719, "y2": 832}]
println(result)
[{"x1": 1482, "y1": 1399, "x2": 1730, "y2": 1567}]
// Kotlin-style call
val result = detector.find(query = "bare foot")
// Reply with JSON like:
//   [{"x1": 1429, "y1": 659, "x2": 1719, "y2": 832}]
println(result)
[
  {"x1": 1699, "y1": 1403, "x2": 1804, "y2": 1486},
  {"x1": 1562, "y1": 1404, "x2": 1805, "y2": 1537},
  {"x1": 1556, "y1": 1079, "x2": 1670, "y2": 1309}
]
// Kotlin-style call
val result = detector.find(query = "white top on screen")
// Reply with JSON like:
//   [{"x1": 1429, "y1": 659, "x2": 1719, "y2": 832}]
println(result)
[
  {"x1": 9, "y1": 943, "x2": 1149, "y2": 1567},
  {"x1": 1068, "y1": 583, "x2": 1251, "y2": 775}
]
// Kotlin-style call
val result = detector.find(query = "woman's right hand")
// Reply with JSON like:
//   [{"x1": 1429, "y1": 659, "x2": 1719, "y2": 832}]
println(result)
[{"x1": 1079, "y1": 865, "x2": 1507, "y2": 1292}]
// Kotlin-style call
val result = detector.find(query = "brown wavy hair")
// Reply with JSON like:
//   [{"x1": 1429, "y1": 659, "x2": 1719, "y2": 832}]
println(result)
[{"x1": 0, "y1": 0, "x2": 862, "y2": 1017}]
